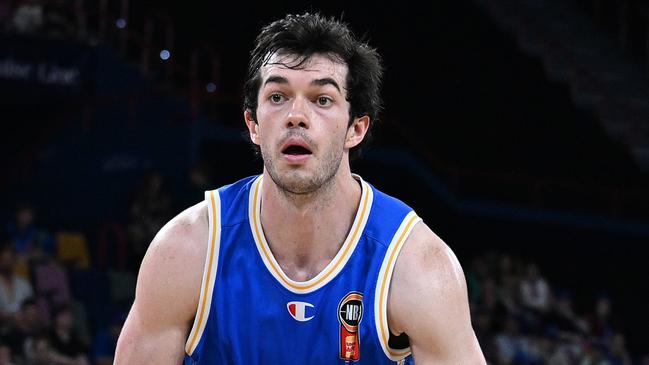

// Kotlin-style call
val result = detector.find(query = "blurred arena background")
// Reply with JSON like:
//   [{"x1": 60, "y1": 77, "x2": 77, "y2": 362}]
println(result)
[{"x1": 1, "y1": 0, "x2": 649, "y2": 364}]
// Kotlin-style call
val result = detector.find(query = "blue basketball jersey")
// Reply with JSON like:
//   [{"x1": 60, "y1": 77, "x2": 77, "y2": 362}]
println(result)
[{"x1": 183, "y1": 175, "x2": 421, "y2": 364}]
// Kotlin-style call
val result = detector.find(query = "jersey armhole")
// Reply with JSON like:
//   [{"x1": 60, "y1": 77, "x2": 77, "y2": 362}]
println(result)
[
  {"x1": 373, "y1": 211, "x2": 421, "y2": 362},
  {"x1": 184, "y1": 190, "x2": 222, "y2": 356}
]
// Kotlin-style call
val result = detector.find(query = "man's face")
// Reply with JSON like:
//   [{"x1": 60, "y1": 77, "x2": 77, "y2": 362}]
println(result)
[{"x1": 247, "y1": 53, "x2": 359, "y2": 195}]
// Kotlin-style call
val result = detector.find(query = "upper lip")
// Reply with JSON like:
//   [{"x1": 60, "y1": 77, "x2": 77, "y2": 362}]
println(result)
[{"x1": 281, "y1": 137, "x2": 313, "y2": 154}]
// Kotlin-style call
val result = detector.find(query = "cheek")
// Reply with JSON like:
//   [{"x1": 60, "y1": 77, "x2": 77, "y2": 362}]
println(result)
[
  {"x1": 256, "y1": 107, "x2": 285, "y2": 134},
  {"x1": 331, "y1": 123, "x2": 351, "y2": 150}
]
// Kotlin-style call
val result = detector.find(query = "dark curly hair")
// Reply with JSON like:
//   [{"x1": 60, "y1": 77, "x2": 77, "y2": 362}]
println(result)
[{"x1": 243, "y1": 12, "x2": 384, "y2": 160}]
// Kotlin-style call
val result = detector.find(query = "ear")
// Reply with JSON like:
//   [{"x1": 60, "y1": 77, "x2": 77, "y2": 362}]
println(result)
[
  {"x1": 345, "y1": 115, "x2": 370, "y2": 149},
  {"x1": 244, "y1": 110, "x2": 260, "y2": 145}
]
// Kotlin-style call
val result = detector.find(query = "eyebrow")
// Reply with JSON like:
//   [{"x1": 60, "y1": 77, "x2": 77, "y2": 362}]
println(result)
[
  {"x1": 263, "y1": 75, "x2": 342, "y2": 93},
  {"x1": 311, "y1": 77, "x2": 341, "y2": 93},
  {"x1": 263, "y1": 75, "x2": 289, "y2": 87}
]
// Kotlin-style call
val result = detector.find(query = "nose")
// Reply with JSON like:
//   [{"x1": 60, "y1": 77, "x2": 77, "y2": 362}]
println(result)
[{"x1": 286, "y1": 95, "x2": 309, "y2": 129}]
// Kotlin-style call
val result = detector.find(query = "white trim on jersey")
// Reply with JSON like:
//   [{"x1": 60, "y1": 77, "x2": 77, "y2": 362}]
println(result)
[
  {"x1": 249, "y1": 174, "x2": 374, "y2": 294},
  {"x1": 185, "y1": 190, "x2": 222, "y2": 355},
  {"x1": 374, "y1": 211, "x2": 421, "y2": 361}
]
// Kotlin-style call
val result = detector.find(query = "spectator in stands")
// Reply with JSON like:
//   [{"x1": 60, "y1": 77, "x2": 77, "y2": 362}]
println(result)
[
  {"x1": 606, "y1": 334, "x2": 631, "y2": 365},
  {"x1": 0, "y1": 342, "x2": 16, "y2": 365},
  {"x1": 466, "y1": 251, "x2": 641, "y2": 363},
  {"x1": 578, "y1": 342, "x2": 610, "y2": 365},
  {"x1": 5, "y1": 203, "x2": 54, "y2": 258},
  {"x1": 520, "y1": 262, "x2": 551, "y2": 313},
  {"x1": 48, "y1": 304, "x2": 89, "y2": 365},
  {"x1": 24, "y1": 334, "x2": 54, "y2": 365},
  {"x1": 543, "y1": 334, "x2": 572, "y2": 365},
  {"x1": 126, "y1": 170, "x2": 173, "y2": 264},
  {"x1": 547, "y1": 289, "x2": 588, "y2": 336},
  {"x1": 494, "y1": 315, "x2": 535, "y2": 364},
  {"x1": 495, "y1": 254, "x2": 523, "y2": 316},
  {"x1": 498, "y1": 271, "x2": 521, "y2": 317},
  {"x1": 10, "y1": 0, "x2": 43, "y2": 35},
  {"x1": 31, "y1": 254, "x2": 72, "y2": 322},
  {"x1": 2, "y1": 298, "x2": 43, "y2": 364},
  {"x1": 0, "y1": 244, "x2": 34, "y2": 321},
  {"x1": 585, "y1": 293, "x2": 615, "y2": 340},
  {"x1": 478, "y1": 276, "x2": 499, "y2": 312}
]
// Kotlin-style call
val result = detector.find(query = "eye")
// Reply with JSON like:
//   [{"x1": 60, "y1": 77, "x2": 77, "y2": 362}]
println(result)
[
  {"x1": 316, "y1": 96, "x2": 332, "y2": 106},
  {"x1": 270, "y1": 93, "x2": 285, "y2": 104}
]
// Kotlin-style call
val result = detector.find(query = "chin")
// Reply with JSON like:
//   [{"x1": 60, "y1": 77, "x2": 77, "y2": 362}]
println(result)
[
  {"x1": 264, "y1": 150, "x2": 341, "y2": 195},
  {"x1": 275, "y1": 171, "x2": 320, "y2": 194}
]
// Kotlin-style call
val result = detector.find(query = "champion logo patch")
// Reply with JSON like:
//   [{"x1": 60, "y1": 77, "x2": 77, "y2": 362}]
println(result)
[{"x1": 287, "y1": 301, "x2": 315, "y2": 322}]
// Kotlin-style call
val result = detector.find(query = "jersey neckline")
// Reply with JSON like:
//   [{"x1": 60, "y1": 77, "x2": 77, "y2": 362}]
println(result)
[{"x1": 248, "y1": 174, "x2": 373, "y2": 294}]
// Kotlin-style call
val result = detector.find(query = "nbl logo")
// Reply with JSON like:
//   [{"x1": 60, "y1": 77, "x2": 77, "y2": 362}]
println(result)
[
  {"x1": 341, "y1": 302, "x2": 362, "y2": 324},
  {"x1": 338, "y1": 292, "x2": 363, "y2": 361}
]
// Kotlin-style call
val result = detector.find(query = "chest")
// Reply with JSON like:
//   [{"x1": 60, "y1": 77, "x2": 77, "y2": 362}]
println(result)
[{"x1": 199, "y1": 225, "x2": 386, "y2": 364}]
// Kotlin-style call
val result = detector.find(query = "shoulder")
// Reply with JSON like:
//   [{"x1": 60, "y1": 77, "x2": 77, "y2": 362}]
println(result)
[
  {"x1": 388, "y1": 221, "x2": 468, "y2": 333},
  {"x1": 115, "y1": 200, "x2": 210, "y2": 363},
  {"x1": 134, "y1": 200, "x2": 209, "y2": 321},
  {"x1": 147, "y1": 199, "x2": 209, "y2": 259},
  {"x1": 387, "y1": 221, "x2": 486, "y2": 362}
]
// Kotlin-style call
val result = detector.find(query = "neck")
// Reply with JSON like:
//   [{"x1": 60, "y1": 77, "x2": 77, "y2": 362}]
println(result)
[
  {"x1": 273, "y1": 171, "x2": 338, "y2": 210},
  {"x1": 259, "y1": 169, "x2": 362, "y2": 281}
]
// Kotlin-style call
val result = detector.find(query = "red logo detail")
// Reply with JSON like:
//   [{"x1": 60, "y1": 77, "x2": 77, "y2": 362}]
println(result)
[
  {"x1": 287, "y1": 301, "x2": 315, "y2": 322},
  {"x1": 338, "y1": 292, "x2": 363, "y2": 361}
]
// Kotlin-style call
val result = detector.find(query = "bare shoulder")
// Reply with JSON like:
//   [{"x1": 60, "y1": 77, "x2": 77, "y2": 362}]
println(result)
[
  {"x1": 396, "y1": 222, "x2": 465, "y2": 291},
  {"x1": 136, "y1": 199, "x2": 209, "y2": 315},
  {"x1": 115, "y1": 200, "x2": 210, "y2": 365},
  {"x1": 143, "y1": 200, "x2": 209, "y2": 277},
  {"x1": 388, "y1": 222, "x2": 466, "y2": 333},
  {"x1": 388, "y1": 221, "x2": 486, "y2": 364}
]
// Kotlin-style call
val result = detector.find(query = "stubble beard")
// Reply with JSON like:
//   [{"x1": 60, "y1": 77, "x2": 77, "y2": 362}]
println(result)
[{"x1": 261, "y1": 140, "x2": 344, "y2": 197}]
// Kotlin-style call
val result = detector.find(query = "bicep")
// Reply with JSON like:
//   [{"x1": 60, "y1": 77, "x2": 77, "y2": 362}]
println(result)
[
  {"x1": 114, "y1": 220, "x2": 205, "y2": 365},
  {"x1": 390, "y1": 224, "x2": 486, "y2": 364},
  {"x1": 114, "y1": 300, "x2": 189, "y2": 365},
  {"x1": 407, "y1": 296, "x2": 485, "y2": 364}
]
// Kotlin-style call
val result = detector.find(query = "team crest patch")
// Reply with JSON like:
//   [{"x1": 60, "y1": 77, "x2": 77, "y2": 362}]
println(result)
[{"x1": 338, "y1": 292, "x2": 363, "y2": 361}]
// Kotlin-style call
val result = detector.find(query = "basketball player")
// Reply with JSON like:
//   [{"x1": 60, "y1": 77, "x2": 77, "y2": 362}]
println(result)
[{"x1": 114, "y1": 13, "x2": 487, "y2": 364}]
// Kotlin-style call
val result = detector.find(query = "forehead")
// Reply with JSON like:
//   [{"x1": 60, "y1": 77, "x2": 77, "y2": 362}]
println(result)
[{"x1": 260, "y1": 52, "x2": 348, "y2": 89}]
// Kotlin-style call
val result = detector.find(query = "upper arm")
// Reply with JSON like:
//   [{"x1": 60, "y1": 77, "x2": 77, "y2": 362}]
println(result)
[
  {"x1": 388, "y1": 222, "x2": 487, "y2": 365},
  {"x1": 114, "y1": 202, "x2": 208, "y2": 365}
]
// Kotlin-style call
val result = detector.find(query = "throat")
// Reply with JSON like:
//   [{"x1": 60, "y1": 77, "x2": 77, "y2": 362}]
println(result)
[{"x1": 257, "y1": 173, "x2": 364, "y2": 283}]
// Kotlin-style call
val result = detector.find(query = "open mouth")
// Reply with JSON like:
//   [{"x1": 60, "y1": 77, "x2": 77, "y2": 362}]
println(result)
[{"x1": 282, "y1": 145, "x2": 313, "y2": 155}]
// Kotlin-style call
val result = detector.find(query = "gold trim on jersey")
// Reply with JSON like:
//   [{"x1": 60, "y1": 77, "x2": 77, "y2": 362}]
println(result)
[
  {"x1": 185, "y1": 190, "x2": 222, "y2": 355},
  {"x1": 249, "y1": 174, "x2": 373, "y2": 294},
  {"x1": 374, "y1": 211, "x2": 421, "y2": 361}
]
